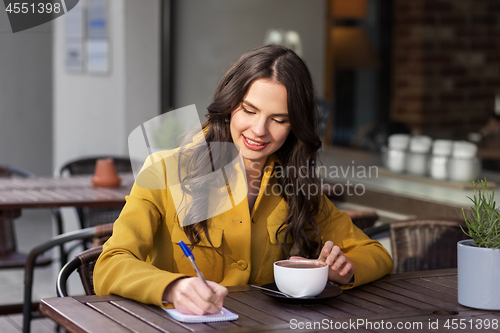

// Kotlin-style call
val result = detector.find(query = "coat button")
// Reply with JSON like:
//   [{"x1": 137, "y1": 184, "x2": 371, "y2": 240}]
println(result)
[{"x1": 236, "y1": 260, "x2": 248, "y2": 270}]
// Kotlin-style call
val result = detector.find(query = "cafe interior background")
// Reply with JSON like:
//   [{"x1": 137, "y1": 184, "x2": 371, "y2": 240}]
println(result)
[{"x1": 1, "y1": 0, "x2": 500, "y2": 318}]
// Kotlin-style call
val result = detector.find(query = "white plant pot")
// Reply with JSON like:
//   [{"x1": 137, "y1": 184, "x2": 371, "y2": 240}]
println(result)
[{"x1": 457, "y1": 239, "x2": 500, "y2": 310}]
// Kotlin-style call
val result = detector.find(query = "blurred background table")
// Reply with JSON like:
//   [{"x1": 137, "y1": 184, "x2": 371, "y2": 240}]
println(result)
[{"x1": 0, "y1": 174, "x2": 133, "y2": 268}]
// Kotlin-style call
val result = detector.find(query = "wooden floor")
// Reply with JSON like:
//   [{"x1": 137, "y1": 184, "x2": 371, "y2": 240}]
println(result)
[{"x1": 0, "y1": 314, "x2": 56, "y2": 333}]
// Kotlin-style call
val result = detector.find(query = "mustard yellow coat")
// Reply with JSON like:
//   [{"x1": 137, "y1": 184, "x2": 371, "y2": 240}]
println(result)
[{"x1": 94, "y1": 154, "x2": 393, "y2": 307}]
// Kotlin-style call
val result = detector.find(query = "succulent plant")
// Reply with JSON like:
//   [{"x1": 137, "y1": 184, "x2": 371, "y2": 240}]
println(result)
[{"x1": 462, "y1": 179, "x2": 500, "y2": 249}]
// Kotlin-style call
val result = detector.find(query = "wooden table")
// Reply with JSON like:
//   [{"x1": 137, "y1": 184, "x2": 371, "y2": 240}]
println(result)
[
  {"x1": 0, "y1": 174, "x2": 133, "y2": 268},
  {"x1": 40, "y1": 269, "x2": 500, "y2": 333}
]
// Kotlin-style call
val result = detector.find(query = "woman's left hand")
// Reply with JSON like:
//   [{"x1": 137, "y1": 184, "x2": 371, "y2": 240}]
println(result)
[{"x1": 290, "y1": 240, "x2": 354, "y2": 285}]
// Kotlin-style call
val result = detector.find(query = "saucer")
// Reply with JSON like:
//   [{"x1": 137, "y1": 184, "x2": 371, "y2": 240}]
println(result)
[{"x1": 257, "y1": 283, "x2": 342, "y2": 304}]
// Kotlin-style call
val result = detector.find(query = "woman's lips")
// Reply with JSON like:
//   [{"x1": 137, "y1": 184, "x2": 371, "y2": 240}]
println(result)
[{"x1": 242, "y1": 135, "x2": 268, "y2": 151}]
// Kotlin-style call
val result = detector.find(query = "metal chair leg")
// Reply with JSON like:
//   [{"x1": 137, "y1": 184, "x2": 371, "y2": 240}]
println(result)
[{"x1": 22, "y1": 227, "x2": 96, "y2": 333}]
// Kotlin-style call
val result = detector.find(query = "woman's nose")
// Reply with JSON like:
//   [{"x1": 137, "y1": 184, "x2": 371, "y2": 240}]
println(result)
[{"x1": 251, "y1": 117, "x2": 267, "y2": 137}]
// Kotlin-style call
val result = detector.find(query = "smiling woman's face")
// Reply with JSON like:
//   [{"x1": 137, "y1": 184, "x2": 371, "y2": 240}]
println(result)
[{"x1": 230, "y1": 79, "x2": 291, "y2": 171}]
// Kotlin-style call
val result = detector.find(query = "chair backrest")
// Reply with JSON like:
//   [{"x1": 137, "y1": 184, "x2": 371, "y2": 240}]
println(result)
[
  {"x1": 60, "y1": 156, "x2": 132, "y2": 176},
  {"x1": 23, "y1": 225, "x2": 99, "y2": 333},
  {"x1": 56, "y1": 223, "x2": 113, "y2": 297},
  {"x1": 0, "y1": 165, "x2": 36, "y2": 178},
  {"x1": 390, "y1": 218, "x2": 468, "y2": 273},
  {"x1": 57, "y1": 246, "x2": 102, "y2": 297},
  {"x1": 341, "y1": 209, "x2": 378, "y2": 230},
  {"x1": 59, "y1": 156, "x2": 132, "y2": 229}
]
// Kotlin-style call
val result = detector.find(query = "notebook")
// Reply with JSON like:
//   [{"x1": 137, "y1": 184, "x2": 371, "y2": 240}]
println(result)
[{"x1": 164, "y1": 307, "x2": 239, "y2": 323}]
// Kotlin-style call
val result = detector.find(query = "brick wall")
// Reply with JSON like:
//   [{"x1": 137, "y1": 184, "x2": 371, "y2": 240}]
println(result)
[{"x1": 391, "y1": 0, "x2": 500, "y2": 139}]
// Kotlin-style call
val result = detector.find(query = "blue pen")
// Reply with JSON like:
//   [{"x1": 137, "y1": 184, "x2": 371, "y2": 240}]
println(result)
[
  {"x1": 179, "y1": 240, "x2": 209, "y2": 285},
  {"x1": 178, "y1": 241, "x2": 223, "y2": 314}
]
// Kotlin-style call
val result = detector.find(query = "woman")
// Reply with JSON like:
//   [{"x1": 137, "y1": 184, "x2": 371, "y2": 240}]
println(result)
[{"x1": 94, "y1": 45, "x2": 393, "y2": 315}]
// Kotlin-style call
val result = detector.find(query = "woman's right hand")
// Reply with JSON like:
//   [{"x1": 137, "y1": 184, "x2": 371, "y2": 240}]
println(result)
[{"x1": 163, "y1": 277, "x2": 228, "y2": 315}]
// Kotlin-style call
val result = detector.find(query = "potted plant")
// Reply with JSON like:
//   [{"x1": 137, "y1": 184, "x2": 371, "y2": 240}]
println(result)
[{"x1": 458, "y1": 179, "x2": 500, "y2": 310}]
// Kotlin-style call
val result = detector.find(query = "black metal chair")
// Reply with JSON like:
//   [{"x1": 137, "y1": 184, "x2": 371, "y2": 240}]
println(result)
[
  {"x1": 52, "y1": 156, "x2": 131, "y2": 264},
  {"x1": 340, "y1": 209, "x2": 379, "y2": 230},
  {"x1": 56, "y1": 223, "x2": 114, "y2": 297},
  {"x1": 55, "y1": 225, "x2": 114, "y2": 326},
  {"x1": 22, "y1": 223, "x2": 113, "y2": 333},
  {"x1": 0, "y1": 165, "x2": 36, "y2": 178},
  {"x1": 57, "y1": 246, "x2": 103, "y2": 297},
  {"x1": 54, "y1": 156, "x2": 132, "y2": 228}
]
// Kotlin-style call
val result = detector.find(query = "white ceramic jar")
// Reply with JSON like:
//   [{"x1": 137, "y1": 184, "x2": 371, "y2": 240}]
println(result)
[
  {"x1": 429, "y1": 140, "x2": 453, "y2": 180},
  {"x1": 385, "y1": 134, "x2": 410, "y2": 173},
  {"x1": 448, "y1": 141, "x2": 481, "y2": 182},
  {"x1": 406, "y1": 136, "x2": 432, "y2": 176}
]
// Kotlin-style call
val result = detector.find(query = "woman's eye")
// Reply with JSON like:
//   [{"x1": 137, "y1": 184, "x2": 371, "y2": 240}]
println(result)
[
  {"x1": 243, "y1": 108, "x2": 255, "y2": 115},
  {"x1": 273, "y1": 118, "x2": 286, "y2": 124}
]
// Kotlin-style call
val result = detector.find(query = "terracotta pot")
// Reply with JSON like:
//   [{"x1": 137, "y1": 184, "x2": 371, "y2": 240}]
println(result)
[{"x1": 91, "y1": 158, "x2": 121, "y2": 187}]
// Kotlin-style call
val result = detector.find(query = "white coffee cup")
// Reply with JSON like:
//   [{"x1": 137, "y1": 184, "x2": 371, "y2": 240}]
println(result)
[{"x1": 273, "y1": 260, "x2": 329, "y2": 297}]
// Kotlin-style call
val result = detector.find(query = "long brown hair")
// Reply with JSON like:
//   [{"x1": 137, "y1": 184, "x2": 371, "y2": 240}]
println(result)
[{"x1": 180, "y1": 44, "x2": 324, "y2": 258}]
